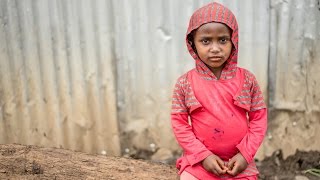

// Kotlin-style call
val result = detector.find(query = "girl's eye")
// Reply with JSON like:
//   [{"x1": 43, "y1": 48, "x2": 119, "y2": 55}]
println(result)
[
  {"x1": 219, "y1": 37, "x2": 230, "y2": 44},
  {"x1": 201, "y1": 39, "x2": 210, "y2": 45}
]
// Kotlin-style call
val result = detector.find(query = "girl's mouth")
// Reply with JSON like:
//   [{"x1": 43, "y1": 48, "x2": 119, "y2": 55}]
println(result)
[{"x1": 208, "y1": 56, "x2": 223, "y2": 61}]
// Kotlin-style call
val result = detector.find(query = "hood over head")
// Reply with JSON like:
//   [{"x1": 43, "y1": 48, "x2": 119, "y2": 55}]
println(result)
[{"x1": 186, "y1": 2, "x2": 239, "y2": 80}]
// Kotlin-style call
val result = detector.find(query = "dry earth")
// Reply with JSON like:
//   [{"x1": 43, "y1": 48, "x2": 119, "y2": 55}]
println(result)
[
  {"x1": 0, "y1": 144, "x2": 177, "y2": 180},
  {"x1": 0, "y1": 144, "x2": 319, "y2": 180}
]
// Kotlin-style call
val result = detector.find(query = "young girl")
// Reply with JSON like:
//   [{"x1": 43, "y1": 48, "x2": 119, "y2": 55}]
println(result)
[{"x1": 171, "y1": 2, "x2": 267, "y2": 180}]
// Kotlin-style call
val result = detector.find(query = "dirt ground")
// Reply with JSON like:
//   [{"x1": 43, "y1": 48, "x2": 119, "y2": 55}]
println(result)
[
  {"x1": 0, "y1": 144, "x2": 319, "y2": 180},
  {"x1": 256, "y1": 149, "x2": 320, "y2": 180},
  {"x1": 0, "y1": 144, "x2": 178, "y2": 180}
]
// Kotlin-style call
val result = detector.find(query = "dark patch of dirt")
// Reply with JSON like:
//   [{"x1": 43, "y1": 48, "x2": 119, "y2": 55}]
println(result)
[
  {"x1": 127, "y1": 148, "x2": 320, "y2": 180},
  {"x1": 257, "y1": 150, "x2": 320, "y2": 180}
]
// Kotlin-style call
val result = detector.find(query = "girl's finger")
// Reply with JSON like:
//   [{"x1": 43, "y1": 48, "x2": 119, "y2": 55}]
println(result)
[
  {"x1": 213, "y1": 161, "x2": 224, "y2": 174},
  {"x1": 227, "y1": 164, "x2": 239, "y2": 176},
  {"x1": 227, "y1": 158, "x2": 235, "y2": 170},
  {"x1": 217, "y1": 159, "x2": 227, "y2": 170}
]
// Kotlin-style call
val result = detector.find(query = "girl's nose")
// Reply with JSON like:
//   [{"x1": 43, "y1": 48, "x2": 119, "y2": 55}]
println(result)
[{"x1": 209, "y1": 42, "x2": 220, "y2": 53}]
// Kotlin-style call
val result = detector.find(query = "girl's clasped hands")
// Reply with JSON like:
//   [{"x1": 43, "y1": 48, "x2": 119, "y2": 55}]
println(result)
[{"x1": 202, "y1": 153, "x2": 248, "y2": 177}]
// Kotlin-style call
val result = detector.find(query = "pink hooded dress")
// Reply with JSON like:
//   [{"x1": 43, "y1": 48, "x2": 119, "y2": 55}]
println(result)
[{"x1": 171, "y1": 2, "x2": 267, "y2": 179}]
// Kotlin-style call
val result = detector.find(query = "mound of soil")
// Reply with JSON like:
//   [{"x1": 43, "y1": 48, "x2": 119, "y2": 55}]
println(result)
[
  {"x1": 0, "y1": 144, "x2": 177, "y2": 180},
  {"x1": 1, "y1": 144, "x2": 319, "y2": 179}
]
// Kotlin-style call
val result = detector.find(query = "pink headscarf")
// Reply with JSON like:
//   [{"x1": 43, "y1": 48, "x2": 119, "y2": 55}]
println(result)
[
  {"x1": 182, "y1": 2, "x2": 266, "y2": 112},
  {"x1": 186, "y1": 2, "x2": 238, "y2": 80}
]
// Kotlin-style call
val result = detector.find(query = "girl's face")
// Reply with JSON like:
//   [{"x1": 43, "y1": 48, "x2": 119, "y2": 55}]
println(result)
[{"x1": 193, "y1": 22, "x2": 232, "y2": 75}]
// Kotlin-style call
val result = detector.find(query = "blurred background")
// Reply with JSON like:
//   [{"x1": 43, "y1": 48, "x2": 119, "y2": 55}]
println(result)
[{"x1": 0, "y1": 0, "x2": 319, "y2": 163}]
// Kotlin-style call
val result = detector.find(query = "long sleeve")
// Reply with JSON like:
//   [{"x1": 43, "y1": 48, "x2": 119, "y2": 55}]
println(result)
[
  {"x1": 171, "y1": 75, "x2": 212, "y2": 166},
  {"x1": 235, "y1": 69, "x2": 268, "y2": 163},
  {"x1": 236, "y1": 108, "x2": 267, "y2": 163},
  {"x1": 171, "y1": 113, "x2": 213, "y2": 166}
]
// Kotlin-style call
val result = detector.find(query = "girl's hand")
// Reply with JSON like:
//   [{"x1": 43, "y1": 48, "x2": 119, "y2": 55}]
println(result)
[
  {"x1": 226, "y1": 153, "x2": 248, "y2": 176},
  {"x1": 202, "y1": 154, "x2": 228, "y2": 176}
]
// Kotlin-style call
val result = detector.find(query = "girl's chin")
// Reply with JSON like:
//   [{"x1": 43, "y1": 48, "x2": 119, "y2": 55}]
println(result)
[{"x1": 208, "y1": 63, "x2": 225, "y2": 69}]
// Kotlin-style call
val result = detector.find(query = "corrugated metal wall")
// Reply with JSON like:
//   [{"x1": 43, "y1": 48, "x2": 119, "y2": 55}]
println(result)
[
  {"x1": 2, "y1": 0, "x2": 318, "y2": 159},
  {"x1": 0, "y1": 0, "x2": 120, "y2": 155},
  {"x1": 264, "y1": 0, "x2": 320, "y2": 157},
  {"x1": 0, "y1": 0, "x2": 270, "y2": 156},
  {"x1": 269, "y1": 0, "x2": 320, "y2": 111}
]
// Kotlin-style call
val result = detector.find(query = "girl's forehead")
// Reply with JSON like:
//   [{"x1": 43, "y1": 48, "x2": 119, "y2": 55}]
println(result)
[{"x1": 196, "y1": 22, "x2": 231, "y2": 35}]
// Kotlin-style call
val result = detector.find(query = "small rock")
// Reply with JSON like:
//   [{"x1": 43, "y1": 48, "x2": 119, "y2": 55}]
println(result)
[{"x1": 295, "y1": 175, "x2": 309, "y2": 180}]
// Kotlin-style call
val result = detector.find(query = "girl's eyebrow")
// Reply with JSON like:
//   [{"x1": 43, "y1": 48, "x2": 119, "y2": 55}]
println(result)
[
  {"x1": 198, "y1": 35, "x2": 212, "y2": 38},
  {"x1": 198, "y1": 34, "x2": 231, "y2": 39},
  {"x1": 218, "y1": 34, "x2": 231, "y2": 38}
]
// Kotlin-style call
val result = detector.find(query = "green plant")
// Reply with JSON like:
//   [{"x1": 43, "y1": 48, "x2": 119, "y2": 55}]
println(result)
[{"x1": 304, "y1": 168, "x2": 320, "y2": 177}]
